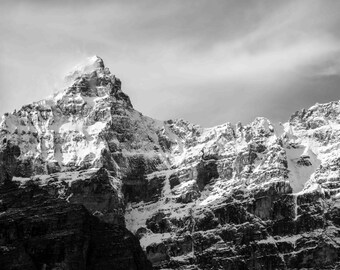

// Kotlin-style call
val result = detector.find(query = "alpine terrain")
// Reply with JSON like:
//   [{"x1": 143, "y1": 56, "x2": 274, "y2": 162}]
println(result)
[{"x1": 0, "y1": 56, "x2": 339, "y2": 270}]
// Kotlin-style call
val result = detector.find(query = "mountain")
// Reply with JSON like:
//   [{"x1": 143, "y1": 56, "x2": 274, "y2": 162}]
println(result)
[{"x1": 0, "y1": 56, "x2": 339, "y2": 270}]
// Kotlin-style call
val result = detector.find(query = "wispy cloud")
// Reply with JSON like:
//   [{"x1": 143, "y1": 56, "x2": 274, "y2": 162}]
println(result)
[{"x1": 1, "y1": 0, "x2": 340, "y2": 126}]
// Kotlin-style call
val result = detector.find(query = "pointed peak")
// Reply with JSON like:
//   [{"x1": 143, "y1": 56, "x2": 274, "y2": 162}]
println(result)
[
  {"x1": 88, "y1": 55, "x2": 104, "y2": 66},
  {"x1": 71, "y1": 55, "x2": 105, "y2": 74},
  {"x1": 64, "y1": 55, "x2": 108, "y2": 85},
  {"x1": 55, "y1": 56, "x2": 132, "y2": 108}
]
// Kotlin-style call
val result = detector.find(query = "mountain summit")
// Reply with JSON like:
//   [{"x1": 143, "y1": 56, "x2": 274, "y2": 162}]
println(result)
[
  {"x1": 72, "y1": 55, "x2": 105, "y2": 73},
  {"x1": 0, "y1": 56, "x2": 339, "y2": 270},
  {"x1": 65, "y1": 55, "x2": 106, "y2": 82},
  {"x1": 0, "y1": 55, "x2": 133, "y2": 173}
]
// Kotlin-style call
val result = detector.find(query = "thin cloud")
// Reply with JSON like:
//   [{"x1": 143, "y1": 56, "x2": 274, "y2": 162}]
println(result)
[{"x1": 0, "y1": 0, "x2": 340, "y2": 126}]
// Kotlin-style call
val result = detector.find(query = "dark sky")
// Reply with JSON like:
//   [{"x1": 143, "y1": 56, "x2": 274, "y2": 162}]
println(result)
[{"x1": 1, "y1": 0, "x2": 340, "y2": 127}]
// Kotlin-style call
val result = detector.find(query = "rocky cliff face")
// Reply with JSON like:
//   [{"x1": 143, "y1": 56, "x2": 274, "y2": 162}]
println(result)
[
  {"x1": 0, "y1": 140, "x2": 152, "y2": 270},
  {"x1": 0, "y1": 56, "x2": 339, "y2": 269},
  {"x1": 0, "y1": 182, "x2": 152, "y2": 270}
]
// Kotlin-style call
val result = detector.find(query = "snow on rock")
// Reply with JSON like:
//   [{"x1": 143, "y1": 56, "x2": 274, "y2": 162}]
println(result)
[
  {"x1": 65, "y1": 55, "x2": 105, "y2": 83},
  {"x1": 1, "y1": 56, "x2": 340, "y2": 269}
]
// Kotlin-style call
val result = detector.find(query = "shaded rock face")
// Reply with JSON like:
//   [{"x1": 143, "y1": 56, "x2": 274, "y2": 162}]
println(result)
[
  {"x1": 1, "y1": 56, "x2": 340, "y2": 269},
  {"x1": 0, "y1": 183, "x2": 152, "y2": 270},
  {"x1": 121, "y1": 155, "x2": 163, "y2": 203},
  {"x1": 196, "y1": 159, "x2": 219, "y2": 191},
  {"x1": 0, "y1": 137, "x2": 152, "y2": 270},
  {"x1": 23, "y1": 167, "x2": 126, "y2": 226},
  {"x1": 0, "y1": 140, "x2": 20, "y2": 185}
]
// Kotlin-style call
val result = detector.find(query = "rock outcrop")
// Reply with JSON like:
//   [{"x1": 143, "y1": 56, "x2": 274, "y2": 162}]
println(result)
[
  {"x1": 0, "y1": 140, "x2": 20, "y2": 185},
  {"x1": 0, "y1": 182, "x2": 152, "y2": 270},
  {"x1": 0, "y1": 56, "x2": 339, "y2": 269}
]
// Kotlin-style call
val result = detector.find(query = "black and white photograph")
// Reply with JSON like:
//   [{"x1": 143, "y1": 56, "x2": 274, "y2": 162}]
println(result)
[{"x1": 1, "y1": 1, "x2": 340, "y2": 269}]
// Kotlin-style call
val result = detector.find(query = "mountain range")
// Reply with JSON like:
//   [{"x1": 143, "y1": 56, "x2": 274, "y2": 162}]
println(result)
[{"x1": 0, "y1": 56, "x2": 339, "y2": 270}]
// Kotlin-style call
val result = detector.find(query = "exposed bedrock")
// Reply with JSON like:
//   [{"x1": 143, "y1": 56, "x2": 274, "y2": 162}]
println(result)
[
  {"x1": 0, "y1": 139, "x2": 152, "y2": 270},
  {"x1": 145, "y1": 181, "x2": 340, "y2": 270},
  {"x1": 1, "y1": 57, "x2": 340, "y2": 269},
  {"x1": 0, "y1": 183, "x2": 152, "y2": 270},
  {"x1": 0, "y1": 140, "x2": 20, "y2": 185}
]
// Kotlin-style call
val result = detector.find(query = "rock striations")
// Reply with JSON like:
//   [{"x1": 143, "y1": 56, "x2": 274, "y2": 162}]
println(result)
[{"x1": 0, "y1": 56, "x2": 339, "y2": 269}]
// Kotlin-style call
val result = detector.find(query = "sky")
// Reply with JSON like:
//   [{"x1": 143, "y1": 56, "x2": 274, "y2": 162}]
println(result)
[{"x1": 1, "y1": 0, "x2": 340, "y2": 127}]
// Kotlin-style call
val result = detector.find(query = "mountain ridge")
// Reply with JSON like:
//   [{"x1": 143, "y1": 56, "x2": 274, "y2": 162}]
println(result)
[{"x1": 0, "y1": 56, "x2": 339, "y2": 269}]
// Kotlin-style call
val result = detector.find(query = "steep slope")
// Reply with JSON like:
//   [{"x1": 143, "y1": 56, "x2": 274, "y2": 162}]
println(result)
[
  {"x1": 0, "y1": 56, "x2": 169, "y2": 225},
  {"x1": 0, "y1": 56, "x2": 339, "y2": 269},
  {"x1": 0, "y1": 140, "x2": 152, "y2": 270},
  {"x1": 126, "y1": 115, "x2": 340, "y2": 269}
]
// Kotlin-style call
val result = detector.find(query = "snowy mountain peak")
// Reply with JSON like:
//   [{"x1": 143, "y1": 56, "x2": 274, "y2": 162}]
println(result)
[
  {"x1": 0, "y1": 56, "x2": 135, "y2": 173},
  {"x1": 71, "y1": 55, "x2": 104, "y2": 74},
  {"x1": 1, "y1": 58, "x2": 340, "y2": 268},
  {"x1": 58, "y1": 55, "x2": 132, "y2": 106},
  {"x1": 64, "y1": 55, "x2": 109, "y2": 84}
]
